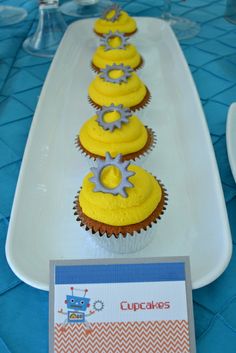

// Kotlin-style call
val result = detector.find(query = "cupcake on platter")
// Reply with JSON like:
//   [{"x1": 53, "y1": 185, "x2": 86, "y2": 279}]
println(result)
[
  {"x1": 88, "y1": 63, "x2": 150, "y2": 111},
  {"x1": 74, "y1": 153, "x2": 168, "y2": 253},
  {"x1": 76, "y1": 104, "x2": 156, "y2": 165},
  {"x1": 91, "y1": 31, "x2": 143, "y2": 73},
  {"x1": 94, "y1": 4, "x2": 137, "y2": 37}
]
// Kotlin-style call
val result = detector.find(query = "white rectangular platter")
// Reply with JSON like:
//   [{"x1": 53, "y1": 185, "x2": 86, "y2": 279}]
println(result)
[
  {"x1": 6, "y1": 18, "x2": 232, "y2": 291},
  {"x1": 226, "y1": 103, "x2": 236, "y2": 182}
]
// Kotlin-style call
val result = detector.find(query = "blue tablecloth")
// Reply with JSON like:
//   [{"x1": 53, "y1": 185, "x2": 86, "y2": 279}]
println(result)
[{"x1": 0, "y1": 0, "x2": 236, "y2": 352}]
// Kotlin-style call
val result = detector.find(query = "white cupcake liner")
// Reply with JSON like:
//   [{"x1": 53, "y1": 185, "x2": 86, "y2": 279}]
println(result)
[
  {"x1": 80, "y1": 152, "x2": 97, "y2": 168},
  {"x1": 86, "y1": 222, "x2": 158, "y2": 254},
  {"x1": 93, "y1": 28, "x2": 138, "y2": 38},
  {"x1": 88, "y1": 85, "x2": 151, "y2": 112},
  {"x1": 76, "y1": 127, "x2": 157, "y2": 168},
  {"x1": 80, "y1": 150, "x2": 151, "y2": 169},
  {"x1": 131, "y1": 149, "x2": 151, "y2": 166},
  {"x1": 74, "y1": 180, "x2": 168, "y2": 254},
  {"x1": 90, "y1": 56, "x2": 144, "y2": 74}
]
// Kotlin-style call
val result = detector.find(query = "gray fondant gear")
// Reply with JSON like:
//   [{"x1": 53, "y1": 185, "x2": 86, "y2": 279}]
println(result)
[
  {"x1": 96, "y1": 104, "x2": 132, "y2": 131},
  {"x1": 90, "y1": 152, "x2": 135, "y2": 198},
  {"x1": 100, "y1": 31, "x2": 129, "y2": 51},
  {"x1": 101, "y1": 4, "x2": 121, "y2": 22},
  {"x1": 100, "y1": 63, "x2": 133, "y2": 84}
]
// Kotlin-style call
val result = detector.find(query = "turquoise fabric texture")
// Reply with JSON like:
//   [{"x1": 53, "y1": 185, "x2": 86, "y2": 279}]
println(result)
[{"x1": 0, "y1": 0, "x2": 236, "y2": 352}]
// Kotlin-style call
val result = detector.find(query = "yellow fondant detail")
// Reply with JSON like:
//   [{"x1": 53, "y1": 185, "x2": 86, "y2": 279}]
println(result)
[
  {"x1": 88, "y1": 72, "x2": 147, "y2": 108},
  {"x1": 79, "y1": 165, "x2": 162, "y2": 226},
  {"x1": 106, "y1": 9, "x2": 116, "y2": 20},
  {"x1": 103, "y1": 111, "x2": 120, "y2": 123},
  {"x1": 79, "y1": 115, "x2": 148, "y2": 157},
  {"x1": 108, "y1": 36, "x2": 122, "y2": 48},
  {"x1": 92, "y1": 44, "x2": 141, "y2": 70},
  {"x1": 100, "y1": 166, "x2": 122, "y2": 189},
  {"x1": 94, "y1": 11, "x2": 137, "y2": 35},
  {"x1": 109, "y1": 69, "x2": 124, "y2": 79}
]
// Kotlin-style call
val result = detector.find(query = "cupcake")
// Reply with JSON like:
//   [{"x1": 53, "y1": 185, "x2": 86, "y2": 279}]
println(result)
[
  {"x1": 76, "y1": 104, "x2": 156, "y2": 164},
  {"x1": 94, "y1": 4, "x2": 137, "y2": 37},
  {"x1": 74, "y1": 153, "x2": 168, "y2": 253},
  {"x1": 88, "y1": 64, "x2": 151, "y2": 111},
  {"x1": 91, "y1": 31, "x2": 143, "y2": 73}
]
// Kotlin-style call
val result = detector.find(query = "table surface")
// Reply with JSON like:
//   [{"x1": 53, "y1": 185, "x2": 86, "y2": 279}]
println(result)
[{"x1": 0, "y1": 0, "x2": 236, "y2": 352}]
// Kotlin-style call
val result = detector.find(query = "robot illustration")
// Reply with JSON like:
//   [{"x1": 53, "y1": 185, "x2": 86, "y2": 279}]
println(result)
[{"x1": 58, "y1": 287, "x2": 104, "y2": 334}]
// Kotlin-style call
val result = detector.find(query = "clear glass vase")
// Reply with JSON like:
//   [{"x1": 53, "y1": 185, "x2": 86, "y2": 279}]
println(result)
[
  {"x1": 225, "y1": 0, "x2": 236, "y2": 24},
  {"x1": 23, "y1": 1, "x2": 67, "y2": 58},
  {"x1": 162, "y1": 0, "x2": 200, "y2": 40},
  {"x1": 60, "y1": 0, "x2": 113, "y2": 18}
]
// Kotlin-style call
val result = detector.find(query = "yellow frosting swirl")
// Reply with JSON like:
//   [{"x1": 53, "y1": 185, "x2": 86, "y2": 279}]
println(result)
[
  {"x1": 94, "y1": 11, "x2": 137, "y2": 35},
  {"x1": 79, "y1": 114, "x2": 148, "y2": 157},
  {"x1": 92, "y1": 43, "x2": 141, "y2": 70},
  {"x1": 88, "y1": 71, "x2": 147, "y2": 108},
  {"x1": 79, "y1": 165, "x2": 162, "y2": 226}
]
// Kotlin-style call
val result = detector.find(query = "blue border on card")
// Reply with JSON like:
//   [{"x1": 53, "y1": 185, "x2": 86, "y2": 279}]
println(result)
[{"x1": 55, "y1": 262, "x2": 185, "y2": 285}]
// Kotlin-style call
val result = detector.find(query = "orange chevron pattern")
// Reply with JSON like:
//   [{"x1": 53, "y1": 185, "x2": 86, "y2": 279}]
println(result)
[{"x1": 54, "y1": 320, "x2": 190, "y2": 353}]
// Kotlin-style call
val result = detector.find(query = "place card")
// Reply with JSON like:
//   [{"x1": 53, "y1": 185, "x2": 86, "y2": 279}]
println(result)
[{"x1": 49, "y1": 257, "x2": 196, "y2": 353}]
